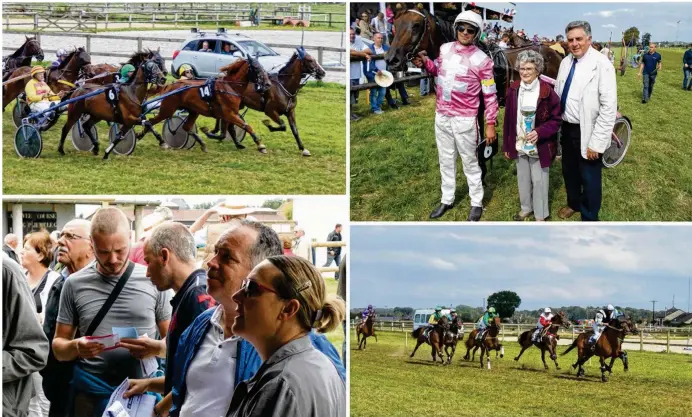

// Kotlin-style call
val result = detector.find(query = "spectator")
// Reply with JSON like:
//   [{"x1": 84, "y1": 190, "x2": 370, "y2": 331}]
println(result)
[
  {"x1": 322, "y1": 224, "x2": 343, "y2": 279},
  {"x1": 293, "y1": 226, "x2": 313, "y2": 264},
  {"x1": 498, "y1": 33, "x2": 510, "y2": 50},
  {"x1": 350, "y1": 28, "x2": 372, "y2": 121},
  {"x1": 683, "y1": 43, "x2": 692, "y2": 91},
  {"x1": 168, "y1": 221, "x2": 344, "y2": 416},
  {"x1": 364, "y1": 32, "x2": 410, "y2": 112},
  {"x1": 555, "y1": 20, "x2": 616, "y2": 221},
  {"x1": 3, "y1": 252, "x2": 50, "y2": 417},
  {"x1": 502, "y1": 50, "x2": 562, "y2": 222},
  {"x1": 119, "y1": 222, "x2": 217, "y2": 417},
  {"x1": 638, "y1": 42, "x2": 662, "y2": 103},
  {"x1": 4, "y1": 232, "x2": 20, "y2": 264},
  {"x1": 372, "y1": 12, "x2": 387, "y2": 38},
  {"x1": 41, "y1": 219, "x2": 95, "y2": 417},
  {"x1": 282, "y1": 236, "x2": 294, "y2": 255},
  {"x1": 199, "y1": 41, "x2": 212, "y2": 52},
  {"x1": 226, "y1": 256, "x2": 345, "y2": 417},
  {"x1": 49, "y1": 230, "x2": 60, "y2": 269},
  {"x1": 358, "y1": 12, "x2": 373, "y2": 40},
  {"x1": 337, "y1": 253, "x2": 347, "y2": 369},
  {"x1": 129, "y1": 206, "x2": 175, "y2": 266},
  {"x1": 52, "y1": 207, "x2": 172, "y2": 416}
]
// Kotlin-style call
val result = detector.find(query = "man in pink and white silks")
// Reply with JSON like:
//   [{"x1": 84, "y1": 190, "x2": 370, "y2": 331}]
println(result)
[{"x1": 413, "y1": 11, "x2": 499, "y2": 221}]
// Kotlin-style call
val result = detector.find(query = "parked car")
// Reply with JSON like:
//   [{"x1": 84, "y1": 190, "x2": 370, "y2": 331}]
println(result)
[{"x1": 171, "y1": 28, "x2": 290, "y2": 78}]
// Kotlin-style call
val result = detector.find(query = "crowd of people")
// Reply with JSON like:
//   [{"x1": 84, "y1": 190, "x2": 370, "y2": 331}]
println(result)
[{"x1": 2, "y1": 206, "x2": 346, "y2": 417}]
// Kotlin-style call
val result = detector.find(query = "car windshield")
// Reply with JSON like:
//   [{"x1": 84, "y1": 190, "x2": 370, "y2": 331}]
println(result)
[{"x1": 237, "y1": 40, "x2": 277, "y2": 57}]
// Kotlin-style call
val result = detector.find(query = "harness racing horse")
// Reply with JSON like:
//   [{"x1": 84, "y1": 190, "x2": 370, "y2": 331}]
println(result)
[
  {"x1": 514, "y1": 311, "x2": 572, "y2": 370},
  {"x1": 3, "y1": 48, "x2": 92, "y2": 111},
  {"x1": 463, "y1": 316, "x2": 504, "y2": 369},
  {"x1": 57, "y1": 59, "x2": 167, "y2": 158},
  {"x1": 3, "y1": 36, "x2": 44, "y2": 80},
  {"x1": 82, "y1": 48, "x2": 167, "y2": 85},
  {"x1": 203, "y1": 48, "x2": 326, "y2": 156},
  {"x1": 356, "y1": 313, "x2": 377, "y2": 350},
  {"x1": 410, "y1": 316, "x2": 449, "y2": 364},
  {"x1": 562, "y1": 315, "x2": 638, "y2": 382},
  {"x1": 134, "y1": 57, "x2": 272, "y2": 154},
  {"x1": 442, "y1": 318, "x2": 464, "y2": 364}
]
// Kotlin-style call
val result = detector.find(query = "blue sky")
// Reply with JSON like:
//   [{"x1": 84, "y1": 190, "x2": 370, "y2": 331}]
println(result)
[
  {"x1": 502, "y1": 2, "x2": 692, "y2": 43},
  {"x1": 351, "y1": 225, "x2": 692, "y2": 311}
]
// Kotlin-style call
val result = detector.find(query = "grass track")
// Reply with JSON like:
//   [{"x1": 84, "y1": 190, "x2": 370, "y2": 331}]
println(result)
[
  {"x1": 350, "y1": 332, "x2": 692, "y2": 417},
  {"x1": 3, "y1": 83, "x2": 346, "y2": 194},
  {"x1": 350, "y1": 49, "x2": 692, "y2": 221}
]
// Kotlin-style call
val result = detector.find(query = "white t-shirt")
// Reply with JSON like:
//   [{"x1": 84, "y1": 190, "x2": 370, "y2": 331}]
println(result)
[
  {"x1": 372, "y1": 45, "x2": 387, "y2": 72},
  {"x1": 350, "y1": 36, "x2": 368, "y2": 80},
  {"x1": 180, "y1": 306, "x2": 239, "y2": 417}
]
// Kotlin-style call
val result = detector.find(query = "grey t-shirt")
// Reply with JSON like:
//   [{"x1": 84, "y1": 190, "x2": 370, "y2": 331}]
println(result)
[{"x1": 57, "y1": 261, "x2": 172, "y2": 385}]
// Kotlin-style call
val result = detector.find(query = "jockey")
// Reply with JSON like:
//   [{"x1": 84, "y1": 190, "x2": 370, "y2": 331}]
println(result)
[
  {"x1": 25, "y1": 66, "x2": 61, "y2": 126},
  {"x1": 49, "y1": 48, "x2": 68, "y2": 69},
  {"x1": 361, "y1": 304, "x2": 375, "y2": 320},
  {"x1": 533, "y1": 308, "x2": 554, "y2": 342},
  {"x1": 178, "y1": 64, "x2": 194, "y2": 80},
  {"x1": 476, "y1": 307, "x2": 498, "y2": 341},
  {"x1": 412, "y1": 10, "x2": 498, "y2": 221},
  {"x1": 424, "y1": 306, "x2": 444, "y2": 338},
  {"x1": 589, "y1": 304, "x2": 619, "y2": 348},
  {"x1": 118, "y1": 64, "x2": 135, "y2": 84}
]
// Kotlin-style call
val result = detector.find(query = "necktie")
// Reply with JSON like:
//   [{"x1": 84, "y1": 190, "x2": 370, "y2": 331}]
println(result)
[{"x1": 560, "y1": 58, "x2": 578, "y2": 114}]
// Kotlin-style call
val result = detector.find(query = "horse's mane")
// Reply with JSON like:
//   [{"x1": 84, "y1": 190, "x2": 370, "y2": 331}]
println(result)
[
  {"x1": 126, "y1": 51, "x2": 150, "y2": 66},
  {"x1": 278, "y1": 52, "x2": 301, "y2": 76},
  {"x1": 219, "y1": 59, "x2": 248, "y2": 76},
  {"x1": 58, "y1": 47, "x2": 85, "y2": 69}
]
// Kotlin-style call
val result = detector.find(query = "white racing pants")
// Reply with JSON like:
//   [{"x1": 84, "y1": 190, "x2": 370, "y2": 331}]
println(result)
[
  {"x1": 434, "y1": 113, "x2": 483, "y2": 207},
  {"x1": 29, "y1": 101, "x2": 53, "y2": 114}
]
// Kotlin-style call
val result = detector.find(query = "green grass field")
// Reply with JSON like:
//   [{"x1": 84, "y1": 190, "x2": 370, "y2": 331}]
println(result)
[
  {"x1": 2, "y1": 82, "x2": 346, "y2": 194},
  {"x1": 350, "y1": 332, "x2": 692, "y2": 417},
  {"x1": 350, "y1": 48, "x2": 692, "y2": 221}
]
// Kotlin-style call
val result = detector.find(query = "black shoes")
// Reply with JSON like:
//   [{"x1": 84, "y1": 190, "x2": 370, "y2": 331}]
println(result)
[
  {"x1": 429, "y1": 203, "x2": 453, "y2": 219},
  {"x1": 467, "y1": 206, "x2": 483, "y2": 221}
]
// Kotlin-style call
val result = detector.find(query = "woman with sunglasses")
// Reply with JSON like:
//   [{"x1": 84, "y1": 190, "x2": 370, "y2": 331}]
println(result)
[
  {"x1": 412, "y1": 10, "x2": 499, "y2": 221},
  {"x1": 226, "y1": 255, "x2": 345, "y2": 417}
]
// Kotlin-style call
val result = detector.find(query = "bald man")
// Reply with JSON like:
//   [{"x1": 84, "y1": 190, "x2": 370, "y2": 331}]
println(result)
[
  {"x1": 52, "y1": 207, "x2": 172, "y2": 417},
  {"x1": 3, "y1": 233, "x2": 20, "y2": 264}
]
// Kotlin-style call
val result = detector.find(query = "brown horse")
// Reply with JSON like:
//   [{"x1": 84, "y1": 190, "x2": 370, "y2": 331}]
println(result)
[
  {"x1": 204, "y1": 48, "x2": 326, "y2": 156},
  {"x1": 3, "y1": 48, "x2": 92, "y2": 111},
  {"x1": 56, "y1": 59, "x2": 167, "y2": 158},
  {"x1": 514, "y1": 311, "x2": 572, "y2": 370},
  {"x1": 3, "y1": 36, "x2": 44, "y2": 80},
  {"x1": 562, "y1": 316, "x2": 638, "y2": 382},
  {"x1": 463, "y1": 316, "x2": 504, "y2": 369},
  {"x1": 82, "y1": 48, "x2": 167, "y2": 86},
  {"x1": 356, "y1": 313, "x2": 377, "y2": 350},
  {"x1": 442, "y1": 318, "x2": 464, "y2": 364},
  {"x1": 410, "y1": 316, "x2": 449, "y2": 365},
  {"x1": 134, "y1": 57, "x2": 271, "y2": 154}
]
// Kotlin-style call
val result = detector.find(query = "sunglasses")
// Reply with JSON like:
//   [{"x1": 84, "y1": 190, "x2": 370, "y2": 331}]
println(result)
[
  {"x1": 59, "y1": 231, "x2": 88, "y2": 241},
  {"x1": 240, "y1": 279, "x2": 277, "y2": 298},
  {"x1": 457, "y1": 25, "x2": 477, "y2": 35}
]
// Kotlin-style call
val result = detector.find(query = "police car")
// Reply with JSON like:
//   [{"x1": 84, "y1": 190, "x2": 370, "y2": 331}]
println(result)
[
  {"x1": 413, "y1": 308, "x2": 452, "y2": 331},
  {"x1": 171, "y1": 28, "x2": 290, "y2": 78}
]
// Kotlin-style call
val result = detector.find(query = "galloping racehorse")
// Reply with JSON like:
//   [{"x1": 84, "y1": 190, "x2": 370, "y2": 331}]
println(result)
[
  {"x1": 134, "y1": 57, "x2": 272, "y2": 154},
  {"x1": 410, "y1": 316, "x2": 449, "y2": 365},
  {"x1": 463, "y1": 316, "x2": 504, "y2": 369},
  {"x1": 57, "y1": 59, "x2": 167, "y2": 157},
  {"x1": 514, "y1": 311, "x2": 572, "y2": 370},
  {"x1": 3, "y1": 36, "x2": 44, "y2": 80},
  {"x1": 356, "y1": 312, "x2": 377, "y2": 350},
  {"x1": 442, "y1": 318, "x2": 464, "y2": 364},
  {"x1": 204, "y1": 48, "x2": 326, "y2": 156},
  {"x1": 562, "y1": 315, "x2": 638, "y2": 382}
]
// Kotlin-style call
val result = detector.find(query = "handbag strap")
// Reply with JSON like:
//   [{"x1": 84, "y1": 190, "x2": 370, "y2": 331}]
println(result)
[{"x1": 85, "y1": 262, "x2": 136, "y2": 337}]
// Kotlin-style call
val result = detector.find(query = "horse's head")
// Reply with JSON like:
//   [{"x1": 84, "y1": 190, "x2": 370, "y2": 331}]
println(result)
[
  {"x1": 25, "y1": 36, "x2": 44, "y2": 61},
  {"x1": 148, "y1": 48, "x2": 168, "y2": 77},
  {"x1": 247, "y1": 56, "x2": 272, "y2": 93},
  {"x1": 491, "y1": 316, "x2": 502, "y2": 327},
  {"x1": 142, "y1": 60, "x2": 167, "y2": 86},
  {"x1": 555, "y1": 311, "x2": 572, "y2": 328},
  {"x1": 437, "y1": 315, "x2": 449, "y2": 329},
  {"x1": 617, "y1": 315, "x2": 638, "y2": 335},
  {"x1": 75, "y1": 47, "x2": 92, "y2": 68},
  {"x1": 386, "y1": 9, "x2": 430, "y2": 71},
  {"x1": 295, "y1": 47, "x2": 325, "y2": 80}
]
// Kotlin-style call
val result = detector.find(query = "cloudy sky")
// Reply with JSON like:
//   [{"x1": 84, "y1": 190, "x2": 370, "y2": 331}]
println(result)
[
  {"x1": 505, "y1": 2, "x2": 691, "y2": 42},
  {"x1": 350, "y1": 225, "x2": 692, "y2": 311}
]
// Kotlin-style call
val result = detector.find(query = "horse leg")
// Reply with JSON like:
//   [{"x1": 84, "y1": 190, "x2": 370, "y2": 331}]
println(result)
[
  {"x1": 225, "y1": 112, "x2": 266, "y2": 153},
  {"x1": 409, "y1": 340, "x2": 423, "y2": 358},
  {"x1": 225, "y1": 121, "x2": 246, "y2": 150},
  {"x1": 356, "y1": 331, "x2": 361, "y2": 350},
  {"x1": 81, "y1": 117, "x2": 100, "y2": 155},
  {"x1": 261, "y1": 113, "x2": 287, "y2": 132},
  {"x1": 182, "y1": 114, "x2": 207, "y2": 152},
  {"x1": 58, "y1": 110, "x2": 81, "y2": 156},
  {"x1": 541, "y1": 348, "x2": 549, "y2": 370},
  {"x1": 286, "y1": 109, "x2": 310, "y2": 156},
  {"x1": 374, "y1": 333, "x2": 378, "y2": 343},
  {"x1": 200, "y1": 119, "x2": 227, "y2": 140},
  {"x1": 620, "y1": 351, "x2": 629, "y2": 372},
  {"x1": 210, "y1": 118, "x2": 222, "y2": 135},
  {"x1": 141, "y1": 120, "x2": 168, "y2": 149},
  {"x1": 472, "y1": 345, "x2": 479, "y2": 362},
  {"x1": 599, "y1": 357, "x2": 608, "y2": 382},
  {"x1": 550, "y1": 342, "x2": 560, "y2": 370},
  {"x1": 103, "y1": 124, "x2": 135, "y2": 160}
]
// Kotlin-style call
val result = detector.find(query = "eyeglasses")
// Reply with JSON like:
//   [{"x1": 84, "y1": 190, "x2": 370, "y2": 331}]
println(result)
[
  {"x1": 456, "y1": 25, "x2": 477, "y2": 35},
  {"x1": 59, "y1": 231, "x2": 88, "y2": 241},
  {"x1": 519, "y1": 67, "x2": 536, "y2": 73},
  {"x1": 240, "y1": 279, "x2": 277, "y2": 298}
]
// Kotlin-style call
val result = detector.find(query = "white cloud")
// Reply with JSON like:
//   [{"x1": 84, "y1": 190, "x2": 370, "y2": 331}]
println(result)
[
  {"x1": 665, "y1": 22, "x2": 678, "y2": 28},
  {"x1": 584, "y1": 9, "x2": 634, "y2": 18},
  {"x1": 428, "y1": 257, "x2": 456, "y2": 271},
  {"x1": 602, "y1": 24, "x2": 617, "y2": 28}
]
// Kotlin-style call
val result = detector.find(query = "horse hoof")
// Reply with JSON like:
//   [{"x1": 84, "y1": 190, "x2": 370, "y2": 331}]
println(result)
[
  {"x1": 58, "y1": 148, "x2": 65, "y2": 156},
  {"x1": 160, "y1": 143, "x2": 170, "y2": 150},
  {"x1": 302, "y1": 149, "x2": 311, "y2": 157},
  {"x1": 500, "y1": 354, "x2": 504, "y2": 358},
  {"x1": 235, "y1": 144, "x2": 246, "y2": 150},
  {"x1": 556, "y1": 366, "x2": 561, "y2": 370},
  {"x1": 259, "y1": 147, "x2": 268, "y2": 154}
]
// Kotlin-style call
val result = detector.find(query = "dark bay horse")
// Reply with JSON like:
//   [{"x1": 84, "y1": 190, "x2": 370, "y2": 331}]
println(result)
[
  {"x1": 204, "y1": 48, "x2": 326, "y2": 156},
  {"x1": 562, "y1": 316, "x2": 638, "y2": 382},
  {"x1": 3, "y1": 36, "x2": 44, "y2": 80},
  {"x1": 134, "y1": 57, "x2": 272, "y2": 154},
  {"x1": 442, "y1": 319, "x2": 464, "y2": 364},
  {"x1": 514, "y1": 311, "x2": 572, "y2": 370},
  {"x1": 57, "y1": 59, "x2": 167, "y2": 158},
  {"x1": 464, "y1": 316, "x2": 504, "y2": 369},
  {"x1": 3, "y1": 48, "x2": 91, "y2": 110},
  {"x1": 410, "y1": 316, "x2": 449, "y2": 365},
  {"x1": 83, "y1": 48, "x2": 167, "y2": 86},
  {"x1": 356, "y1": 313, "x2": 377, "y2": 350}
]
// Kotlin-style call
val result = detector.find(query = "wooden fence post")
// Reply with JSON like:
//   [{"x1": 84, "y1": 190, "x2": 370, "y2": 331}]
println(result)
[
  {"x1": 174, "y1": 13, "x2": 178, "y2": 28},
  {"x1": 666, "y1": 330, "x2": 670, "y2": 353},
  {"x1": 195, "y1": 13, "x2": 199, "y2": 27},
  {"x1": 129, "y1": 14, "x2": 132, "y2": 29},
  {"x1": 85, "y1": 35, "x2": 91, "y2": 53},
  {"x1": 137, "y1": 37, "x2": 143, "y2": 52},
  {"x1": 105, "y1": 13, "x2": 108, "y2": 29},
  {"x1": 34, "y1": 13, "x2": 39, "y2": 31},
  {"x1": 152, "y1": 14, "x2": 156, "y2": 29},
  {"x1": 639, "y1": 331, "x2": 643, "y2": 352},
  {"x1": 216, "y1": 13, "x2": 219, "y2": 29},
  {"x1": 5, "y1": 14, "x2": 9, "y2": 31},
  {"x1": 317, "y1": 47, "x2": 324, "y2": 67}
]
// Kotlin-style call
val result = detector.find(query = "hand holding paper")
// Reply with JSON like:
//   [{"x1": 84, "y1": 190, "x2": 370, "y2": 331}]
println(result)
[{"x1": 119, "y1": 334, "x2": 165, "y2": 360}]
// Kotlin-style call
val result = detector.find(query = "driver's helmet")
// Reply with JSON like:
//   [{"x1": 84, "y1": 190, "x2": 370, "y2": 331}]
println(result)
[
  {"x1": 607, "y1": 304, "x2": 614, "y2": 311},
  {"x1": 434, "y1": 306, "x2": 442, "y2": 312},
  {"x1": 178, "y1": 64, "x2": 193, "y2": 77},
  {"x1": 120, "y1": 64, "x2": 135, "y2": 79},
  {"x1": 544, "y1": 307, "x2": 552, "y2": 314},
  {"x1": 488, "y1": 307, "x2": 496, "y2": 313},
  {"x1": 453, "y1": 11, "x2": 483, "y2": 42},
  {"x1": 368, "y1": 304, "x2": 373, "y2": 309},
  {"x1": 56, "y1": 48, "x2": 68, "y2": 59}
]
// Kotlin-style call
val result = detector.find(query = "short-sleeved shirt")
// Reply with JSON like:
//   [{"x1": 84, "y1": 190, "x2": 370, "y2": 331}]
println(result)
[
  {"x1": 57, "y1": 261, "x2": 172, "y2": 385},
  {"x1": 164, "y1": 269, "x2": 216, "y2": 395},
  {"x1": 350, "y1": 37, "x2": 368, "y2": 80},
  {"x1": 641, "y1": 52, "x2": 661, "y2": 74}
]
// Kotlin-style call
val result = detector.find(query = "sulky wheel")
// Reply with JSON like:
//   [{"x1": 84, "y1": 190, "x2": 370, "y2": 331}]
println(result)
[
  {"x1": 602, "y1": 117, "x2": 632, "y2": 168},
  {"x1": 108, "y1": 123, "x2": 137, "y2": 156},
  {"x1": 233, "y1": 113, "x2": 247, "y2": 143},
  {"x1": 14, "y1": 123, "x2": 42, "y2": 158},
  {"x1": 162, "y1": 115, "x2": 191, "y2": 149},
  {"x1": 71, "y1": 114, "x2": 97, "y2": 152},
  {"x1": 183, "y1": 121, "x2": 199, "y2": 149}
]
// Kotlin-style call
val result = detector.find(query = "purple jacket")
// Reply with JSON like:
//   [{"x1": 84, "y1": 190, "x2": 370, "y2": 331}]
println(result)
[{"x1": 502, "y1": 79, "x2": 562, "y2": 169}]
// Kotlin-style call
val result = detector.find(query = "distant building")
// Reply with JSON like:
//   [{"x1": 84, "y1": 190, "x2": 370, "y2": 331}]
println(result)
[
  {"x1": 662, "y1": 308, "x2": 686, "y2": 323},
  {"x1": 670, "y1": 312, "x2": 692, "y2": 327}
]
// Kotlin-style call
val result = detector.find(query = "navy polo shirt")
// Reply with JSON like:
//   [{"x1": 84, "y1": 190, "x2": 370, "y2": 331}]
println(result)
[
  {"x1": 641, "y1": 52, "x2": 662, "y2": 74},
  {"x1": 164, "y1": 268, "x2": 216, "y2": 395}
]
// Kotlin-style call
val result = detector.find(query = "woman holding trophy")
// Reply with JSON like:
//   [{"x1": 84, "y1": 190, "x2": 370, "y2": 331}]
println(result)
[{"x1": 502, "y1": 50, "x2": 562, "y2": 221}]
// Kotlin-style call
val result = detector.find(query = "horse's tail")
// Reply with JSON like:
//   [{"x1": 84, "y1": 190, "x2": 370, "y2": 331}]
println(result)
[
  {"x1": 412, "y1": 327, "x2": 423, "y2": 339},
  {"x1": 562, "y1": 338, "x2": 579, "y2": 356}
]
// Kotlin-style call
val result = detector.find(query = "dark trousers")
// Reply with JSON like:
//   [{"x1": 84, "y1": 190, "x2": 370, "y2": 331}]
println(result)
[
  {"x1": 561, "y1": 123, "x2": 603, "y2": 221},
  {"x1": 386, "y1": 83, "x2": 409, "y2": 105},
  {"x1": 350, "y1": 79, "x2": 360, "y2": 105},
  {"x1": 642, "y1": 72, "x2": 657, "y2": 101}
]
